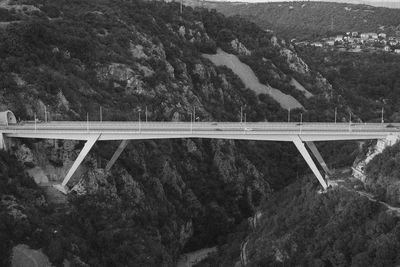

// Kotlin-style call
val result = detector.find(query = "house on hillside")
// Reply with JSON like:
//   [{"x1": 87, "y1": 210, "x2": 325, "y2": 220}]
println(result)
[
  {"x1": 361, "y1": 33, "x2": 378, "y2": 40},
  {"x1": 335, "y1": 35, "x2": 344, "y2": 42},
  {"x1": 371, "y1": 33, "x2": 378, "y2": 39},
  {"x1": 378, "y1": 33, "x2": 387, "y2": 39},
  {"x1": 395, "y1": 49, "x2": 400, "y2": 54},
  {"x1": 360, "y1": 33, "x2": 369, "y2": 40},
  {"x1": 311, "y1": 42, "x2": 323, "y2": 47},
  {"x1": 351, "y1": 32, "x2": 358, "y2": 37},
  {"x1": 384, "y1": 46, "x2": 391, "y2": 52},
  {"x1": 325, "y1": 40, "x2": 335, "y2": 46}
]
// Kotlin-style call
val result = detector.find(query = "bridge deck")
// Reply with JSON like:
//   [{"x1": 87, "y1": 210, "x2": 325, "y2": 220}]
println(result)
[
  {"x1": 2, "y1": 121, "x2": 399, "y2": 193},
  {"x1": 1, "y1": 122, "x2": 399, "y2": 141}
]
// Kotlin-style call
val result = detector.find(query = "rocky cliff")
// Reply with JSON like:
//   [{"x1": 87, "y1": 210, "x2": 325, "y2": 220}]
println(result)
[{"x1": 0, "y1": 0, "x2": 345, "y2": 266}]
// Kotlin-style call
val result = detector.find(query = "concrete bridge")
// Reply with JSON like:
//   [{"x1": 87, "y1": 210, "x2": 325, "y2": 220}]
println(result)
[{"x1": 1, "y1": 117, "x2": 399, "y2": 193}]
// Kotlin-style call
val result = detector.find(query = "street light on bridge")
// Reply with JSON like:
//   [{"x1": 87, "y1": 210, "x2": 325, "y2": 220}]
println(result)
[{"x1": 334, "y1": 107, "x2": 337, "y2": 124}]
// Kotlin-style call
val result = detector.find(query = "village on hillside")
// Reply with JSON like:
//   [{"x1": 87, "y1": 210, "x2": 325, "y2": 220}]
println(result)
[{"x1": 294, "y1": 31, "x2": 400, "y2": 54}]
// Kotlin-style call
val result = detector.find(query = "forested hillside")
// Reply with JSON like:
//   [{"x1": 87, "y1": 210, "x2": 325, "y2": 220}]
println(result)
[
  {"x1": 0, "y1": 0, "x2": 359, "y2": 266},
  {"x1": 295, "y1": 47, "x2": 400, "y2": 122},
  {"x1": 206, "y1": 1, "x2": 400, "y2": 39},
  {"x1": 204, "y1": 176, "x2": 400, "y2": 266}
]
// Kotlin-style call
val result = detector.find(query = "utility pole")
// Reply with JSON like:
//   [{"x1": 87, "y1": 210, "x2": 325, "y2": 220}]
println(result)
[
  {"x1": 100, "y1": 106, "x2": 102, "y2": 122},
  {"x1": 381, "y1": 107, "x2": 384, "y2": 124},
  {"x1": 34, "y1": 113, "x2": 37, "y2": 132},
  {"x1": 87, "y1": 112, "x2": 89, "y2": 132},
  {"x1": 44, "y1": 105, "x2": 47, "y2": 123},
  {"x1": 193, "y1": 107, "x2": 196, "y2": 124},
  {"x1": 288, "y1": 108, "x2": 291, "y2": 123},
  {"x1": 145, "y1": 106, "x2": 148, "y2": 123},
  {"x1": 240, "y1": 106, "x2": 243, "y2": 123}
]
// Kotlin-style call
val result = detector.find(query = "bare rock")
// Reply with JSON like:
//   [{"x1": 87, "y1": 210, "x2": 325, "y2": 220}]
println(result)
[
  {"x1": 130, "y1": 43, "x2": 148, "y2": 59},
  {"x1": 230, "y1": 39, "x2": 251, "y2": 56}
]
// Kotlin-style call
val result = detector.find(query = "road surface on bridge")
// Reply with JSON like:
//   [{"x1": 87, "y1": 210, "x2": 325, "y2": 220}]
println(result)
[
  {"x1": 1, "y1": 121, "x2": 399, "y2": 141},
  {"x1": 2, "y1": 121, "x2": 399, "y2": 192}
]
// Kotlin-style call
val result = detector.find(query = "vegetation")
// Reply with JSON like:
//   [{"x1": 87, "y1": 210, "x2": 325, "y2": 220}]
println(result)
[
  {"x1": 0, "y1": 0, "x2": 378, "y2": 266},
  {"x1": 210, "y1": 1, "x2": 400, "y2": 40},
  {"x1": 203, "y1": 176, "x2": 400, "y2": 266},
  {"x1": 366, "y1": 142, "x2": 400, "y2": 206},
  {"x1": 296, "y1": 47, "x2": 400, "y2": 122}
]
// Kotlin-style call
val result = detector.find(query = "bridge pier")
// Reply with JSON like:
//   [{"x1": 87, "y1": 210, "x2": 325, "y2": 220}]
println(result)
[
  {"x1": 292, "y1": 136, "x2": 328, "y2": 190},
  {"x1": 0, "y1": 133, "x2": 6, "y2": 151},
  {"x1": 105, "y1": 140, "x2": 129, "y2": 171},
  {"x1": 53, "y1": 134, "x2": 100, "y2": 194},
  {"x1": 305, "y1": 141, "x2": 332, "y2": 176}
]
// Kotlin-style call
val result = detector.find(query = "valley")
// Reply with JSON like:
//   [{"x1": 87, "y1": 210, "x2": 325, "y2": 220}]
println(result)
[{"x1": 1, "y1": 0, "x2": 400, "y2": 266}]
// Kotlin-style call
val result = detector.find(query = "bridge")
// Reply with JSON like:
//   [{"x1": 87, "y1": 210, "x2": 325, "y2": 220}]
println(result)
[{"x1": 1, "y1": 118, "x2": 399, "y2": 194}]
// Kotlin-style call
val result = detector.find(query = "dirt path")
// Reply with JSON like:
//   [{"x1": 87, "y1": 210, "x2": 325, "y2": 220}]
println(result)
[{"x1": 203, "y1": 49, "x2": 303, "y2": 110}]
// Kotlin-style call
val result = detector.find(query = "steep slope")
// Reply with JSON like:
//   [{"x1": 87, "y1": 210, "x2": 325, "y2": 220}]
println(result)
[
  {"x1": 205, "y1": 1, "x2": 400, "y2": 40},
  {"x1": 0, "y1": 0, "x2": 347, "y2": 266},
  {"x1": 203, "y1": 175, "x2": 400, "y2": 266},
  {"x1": 202, "y1": 49, "x2": 303, "y2": 110},
  {"x1": 296, "y1": 47, "x2": 400, "y2": 122}
]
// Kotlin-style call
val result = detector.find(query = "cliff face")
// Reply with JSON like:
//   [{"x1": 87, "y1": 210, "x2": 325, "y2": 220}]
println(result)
[{"x1": 0, "y1": 0, "x2": 342, "y2": 266}]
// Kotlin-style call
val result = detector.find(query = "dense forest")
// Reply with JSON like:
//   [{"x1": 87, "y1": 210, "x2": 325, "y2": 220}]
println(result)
[
  {"x1": 0, "y1": 0, "x2": 356, "y2": 266},
  {"x1": 1, "y1": 0, "x2": 395, "y2": 266},
  {"x1": 217, "y1": 176, "x2": 400, "y2": 266},
  {"x1": 296, "y1": 47, "x2": 400, "y2": 122},
  {"x1": 207, "y1": 1, "x2": 400, "y2": 40}
]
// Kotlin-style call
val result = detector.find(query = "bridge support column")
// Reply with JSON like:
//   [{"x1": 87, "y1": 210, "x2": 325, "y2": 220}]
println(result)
[
  {"x1": 292, "y1": 136, "x2": 328, "y2": 190},
  {"x1": 53, "y1": 134, "x2": 100, "y2": 194},
  {"x1": 0, "y1": 133, "x2": 6, "y2": 151},
  {"x1": 105, "y1": 140, "x2": 129, "y2": 172},
  {"x1": 305, "y1": 141, "x2": 332, "y2": 176}
]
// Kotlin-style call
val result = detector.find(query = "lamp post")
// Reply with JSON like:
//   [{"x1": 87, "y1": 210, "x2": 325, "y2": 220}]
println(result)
[
  {"x1": 349, "y1": 111, "x2": 352, "y2": 132},
  {"x1": 139, "y1": 110, "x2": 141, "y2": 133},
  {"x1": 189, "y1": 112, "x2": 193, "y2": 133},
  {"x1": 300, "y1": 113, "x2": 303, "y2": 134},
  {"x1": 381, "y1": 107, "x2": 384, "y2": 124},
  {"x1": 334, "y1": 107, "x2": 337, "y2": 124},
  {"x1": 240, "y1": 106, "x2": 243, "y2": 124},
  {"x1": 44, "y1": 105, "x2": 47, "y2": 123}
]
